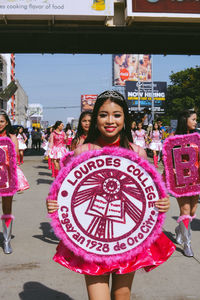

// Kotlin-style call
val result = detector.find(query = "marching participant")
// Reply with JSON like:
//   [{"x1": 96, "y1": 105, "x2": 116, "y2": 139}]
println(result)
[
  {"x1": 47, "y1": 91, "x2": 175, "y2": 300},
  {"x1": 174, "y1": 110, "x2": 198, "y2": 257},
  {"x1": 134, "y1": 121, "x2": 147, "y2": 150},
  {"x1": 71, "y1": 111, "x2": 92, "y2": 151},
  {"x1": 0, "y1": 110, "x2": 18, "y2": 254},
  {"x1": 48, "y1": 121, "x2": 68, "y2": 178},
  {"x1": 148, "y1": 122, "x2": 162, "y2": 168},
  {"x1": 16, "y1": 126, "x2": 27, "y2": 165}
]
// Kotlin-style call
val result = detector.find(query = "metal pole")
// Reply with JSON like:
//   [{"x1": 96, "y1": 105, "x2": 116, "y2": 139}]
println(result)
[
  {"x1": 138, "y1": 54, "x2": 140, "y2": 112},
  {"x1": 151, "y1": 55, "x2": 154, "y2": 121}
]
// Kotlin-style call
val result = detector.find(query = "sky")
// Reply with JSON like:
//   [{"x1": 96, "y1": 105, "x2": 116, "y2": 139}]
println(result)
[{"x1": 15, "y1": 54, "x2": 200, "y2": 126}]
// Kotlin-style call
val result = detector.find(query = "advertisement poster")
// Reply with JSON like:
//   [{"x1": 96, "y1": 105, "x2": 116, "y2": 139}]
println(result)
[
  {"x1": 127, "y1": 0, "x2": 200, "y2": 17},
  {"x1": 125, "y1": 81, "x2": 167, "y2": 110},
  {"x1": 113, "y1": 54, "x2": 152, "y2": 87},
  {"x1": 81, "y1": 94, "x2": 97, "y2": 112},
  {"x1": 0, "y1": 0, "x2": 113, "y2": 16}
]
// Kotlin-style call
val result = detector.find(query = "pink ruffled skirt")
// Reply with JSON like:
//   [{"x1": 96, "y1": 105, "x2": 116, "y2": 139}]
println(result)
[
  {"x1": 53, "y1": 233, "x2": 175, "y2": 275},
  {"x1": 17, "y1": 166, "x2": 30, "y2": 191},
  {"x1": 49, "y1": 146, "x2": 68, "y2": 160}
]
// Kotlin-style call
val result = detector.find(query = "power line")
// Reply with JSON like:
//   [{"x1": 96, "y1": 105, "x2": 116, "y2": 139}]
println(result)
[{"x1": 43, "y1": 106, "x2": 80, "y2": 109}]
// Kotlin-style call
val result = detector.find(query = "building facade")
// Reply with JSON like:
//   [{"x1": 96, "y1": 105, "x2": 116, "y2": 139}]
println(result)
[
  {"x1": 14, "y1": 80, "x2": 28, "y2": 127},
  {"x1": 0, "y1": 54, "x2": 8, "y2": 110}
]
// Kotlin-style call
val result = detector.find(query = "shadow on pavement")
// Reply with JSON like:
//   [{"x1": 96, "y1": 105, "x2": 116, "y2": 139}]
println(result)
[
  {"x1": 163, "y1": 230, "x2": 184, "y2": 255},
  {"x1": 24, "y1": 149, "x2": 45, "y2": 156},
  {"x1": 191, "y1": 218, "x2": 200, "y2": 231},
  {"x1": 33, "y1": 222, "x2": 59, "y2": 245},
  {"x1": 34, "y1": 165, "x2": 49, "y2": 170},
  {"x1": 19, "y1": 282, "x2": 74, "y2": 300},
  {"x1": 36, "y1": 178, "x2": 53, "y2": 185},
  {"x1": 38, "y1": 171, "x2": 52, "y2": 177}
]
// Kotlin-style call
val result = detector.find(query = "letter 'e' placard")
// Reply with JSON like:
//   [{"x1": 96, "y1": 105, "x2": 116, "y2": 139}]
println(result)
[
  {"x1": 0, "y1": 137, "x2": 18, "y2": 196},
  {"x1": 48, "y1": 147, "x2": 166, "y2": 265},
  {"x1": 163, "y1": 133, "x2": 200, "y2": 198}
]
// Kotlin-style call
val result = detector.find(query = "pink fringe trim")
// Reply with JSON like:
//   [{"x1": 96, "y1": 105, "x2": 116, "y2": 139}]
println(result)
[
  {"x1": 1, "y1": 214, "x2": 15, "y2": 220},
  {"x1": 177, "y1": 215, "x2": 192, "y2": 223},
  {"x1": 47, "y1": 146, "x2": 167, "y2": 265},
  {"x1": 190, "y1": 214, "x2": 196, "y2": 220}
]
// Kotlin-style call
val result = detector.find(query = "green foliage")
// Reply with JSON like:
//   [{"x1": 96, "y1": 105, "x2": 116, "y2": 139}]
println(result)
[{"x1": 165, "y1": 66, "x2": 200, "y2": 119}]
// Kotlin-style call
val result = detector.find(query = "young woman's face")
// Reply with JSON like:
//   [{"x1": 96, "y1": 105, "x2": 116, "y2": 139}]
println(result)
[
  {"x1": 81, "y1": 114, "x2": 91, "y2": 134},
  {"x1": 154, "y1": 123, "x2": 158, "y2": 130},
  {"x1": 187, "y1": 113, "x2": 197, "y2": 131},
  {"x1": 138, "y1": 123, "x2": 142, "y2": 130},
  {"x1": 97, "y1": 99, "x2": 124, "y2": 141},
  {"x1": 131, "y1": 121, "x2": 136, "y2": 129},
  {"x1": 0, "y1": 115, "x2": 8, "y2": 132},
  {"x1": 58, "y1": 123, "x2": 64, "y2": 131},
  {"x1": 19, "y1": 127, "x2": 23, "y2": 133}
]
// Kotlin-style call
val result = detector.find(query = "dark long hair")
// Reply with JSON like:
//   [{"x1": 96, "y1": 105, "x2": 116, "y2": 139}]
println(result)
[
  {"x1": 175, "y1": 109, "x2": 197, "y2": 135},
  {"x1": 53, "y1": 121, "x2": 63, "y2": 130},
  {"x1": 16, "y1": 126, "x2": 24, "y2": 137},
  {"x1": 84, "y1": 90, "x2": 133, "y2": 148},
  {"x1": 0, "y1": 110, "x2": 14, "y2": 136},
  {"x1": 75, "y1": 111, "x2": 92, "y2": 139}
]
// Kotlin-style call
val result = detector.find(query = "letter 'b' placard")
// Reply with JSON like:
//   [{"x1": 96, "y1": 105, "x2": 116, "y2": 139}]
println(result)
[
  {"x1": 163, "y1": 133, "x2": 200, "y2": 197},
  {"x1": 0, "y1": 137, "x2": 18, "y2": 196}
]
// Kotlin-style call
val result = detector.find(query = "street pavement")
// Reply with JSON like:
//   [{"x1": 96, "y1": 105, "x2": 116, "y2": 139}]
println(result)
[{"x1": 0, "y1": 151, "x2": 200, "y2": 300}]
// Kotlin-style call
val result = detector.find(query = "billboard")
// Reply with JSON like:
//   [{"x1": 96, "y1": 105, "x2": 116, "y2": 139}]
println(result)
[
  {"x1": 28, "y1": 103, "x2": 43, "y2": 119},
  {"x1": 125, "y1": 81, "x2": 167, "y2": 111},
  {"x1": 113, "y1": 54, "x2": 152, "y2": 87},
  {"x1": 0, "y1": 0, "x2": 113, "y2": 18},
  {"x1": 81, "y1": 94, "x2": 97, "y2": 112},
  {"x1": 127, "y1": 0, "x2": 200, "y2": 19}
]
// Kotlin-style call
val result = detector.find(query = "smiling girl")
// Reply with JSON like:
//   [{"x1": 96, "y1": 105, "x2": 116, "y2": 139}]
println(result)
[{"x1": 47, "y1": 91, "x2": 175, "y2": 300}]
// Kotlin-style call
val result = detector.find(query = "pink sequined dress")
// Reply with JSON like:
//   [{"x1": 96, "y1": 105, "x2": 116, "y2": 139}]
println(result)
[
  {"x1": 149, "y1": 130, "x2": 162, "y2": 151},
  {"x1": 52, "y1": 140, "x2": 175, "y2": 275},
  {"x1": 134, "y1": 129, "x2": 147, "y2": 149},
  {"x1": 49, "y1": 131, "x2": 68, "y2": 159}
]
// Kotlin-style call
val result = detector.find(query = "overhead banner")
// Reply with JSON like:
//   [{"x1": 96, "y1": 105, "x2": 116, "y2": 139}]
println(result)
[
  {"x1": 81, "y1": 94, "x2": 97, "y2": 112},
  {"x1": 127, "y1": 0, "x2": 200, "y2": 19},
  {"x1": 125, "y1": 81, "x2": 167, "y2": 110},
  {"x1": 113, "y1": 54, "x2": 152, "y2": 87},
  {"x1": 0, "y1": 0, "x2": 113, "y2": 17}
]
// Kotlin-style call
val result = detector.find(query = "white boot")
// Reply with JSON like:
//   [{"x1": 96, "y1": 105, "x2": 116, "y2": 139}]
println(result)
[
  {"x1": 179, "y1": 215, "x2": 193, "y2": 257},
  {"x1": 175, "y1": 224, "x2": 183, "y2": 245},
  {"x1": 1, "y1": 215, "x2": 14, "y2": 254}
]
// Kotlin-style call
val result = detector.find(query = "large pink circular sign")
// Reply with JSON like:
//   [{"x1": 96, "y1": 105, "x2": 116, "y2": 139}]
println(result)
[{"x1": 49, "y1": 147, "x2": 166, "y2": 264}]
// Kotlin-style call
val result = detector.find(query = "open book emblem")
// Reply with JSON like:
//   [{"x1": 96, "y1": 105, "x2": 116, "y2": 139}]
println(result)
[{"x1": 86, "y1": 195, "x2": 125, "y2": 223}]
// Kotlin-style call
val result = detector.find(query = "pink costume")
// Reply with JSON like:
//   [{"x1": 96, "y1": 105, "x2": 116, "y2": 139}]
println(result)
[
  {"x1": 149, "y1": 130, "x2": 162, "y2": 151},
  {"x1": 52, "y1": 140, "x2": 175, "y2": 275},
  {"x1": 49, "y1": 131, "x2": 68, "y2": 160},
  {"x1": 66, "y1": 130, "x2": 74, "y2": 147},
  {"x1": 134, "y1": 129, "x2": 147, "y2": 149},
  {"x1": 16, "y1": 133, "x2": 27, "y2": 150}
]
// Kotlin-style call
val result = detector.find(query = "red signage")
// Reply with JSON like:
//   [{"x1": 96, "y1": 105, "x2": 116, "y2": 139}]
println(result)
[
  {"x1": 81, "y1": 94, "x2": 97, "y2": 112},
  {"x1": 132, "y1": 0, "x2": 200, "y2": 14}
]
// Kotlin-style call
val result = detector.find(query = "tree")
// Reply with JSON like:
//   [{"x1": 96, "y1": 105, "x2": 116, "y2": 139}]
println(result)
[{"x1": 164, "y1": 66, "x2": 200, "y2": 119}]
